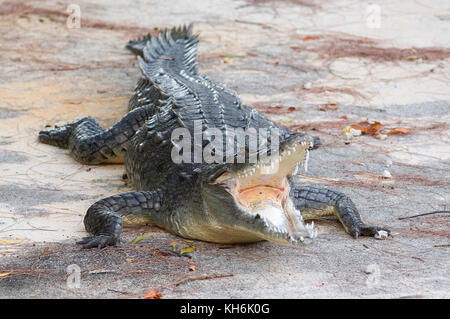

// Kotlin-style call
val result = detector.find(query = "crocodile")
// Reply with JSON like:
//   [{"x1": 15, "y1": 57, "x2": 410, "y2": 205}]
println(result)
[{"x1": 39, "y1": 24, "x2": 390, "y2": 248}]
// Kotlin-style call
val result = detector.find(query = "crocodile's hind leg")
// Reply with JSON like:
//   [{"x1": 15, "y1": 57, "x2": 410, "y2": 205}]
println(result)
[
  {"x1": 39, "y1": 106, "x2": 154, "y2": 164},
  {"x1": 291, "y1": 186, "x2": 390, "y2": 239},
  {"x1": 77, "y1": 190, "x2": 166, "y2": 248}
]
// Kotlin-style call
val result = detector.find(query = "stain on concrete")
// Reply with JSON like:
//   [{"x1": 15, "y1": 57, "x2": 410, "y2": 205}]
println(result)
[
  {"x1": 289, "y1": 34, "x2": 450, "y2": 62},
  {"x1": 0, "y1": 184, "x2": 90, "y2": 208},
  {"x1": 0, "y1": 151, "x2": 28, "y2": 163},
  {"x1": 0, "y1": 107, "x2": 25, "y2": 119}
]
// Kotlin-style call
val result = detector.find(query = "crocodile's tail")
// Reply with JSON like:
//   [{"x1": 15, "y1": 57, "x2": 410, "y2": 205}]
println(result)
[{"x1": 126, "y1": 23, "x2": 199, "y2": 75}]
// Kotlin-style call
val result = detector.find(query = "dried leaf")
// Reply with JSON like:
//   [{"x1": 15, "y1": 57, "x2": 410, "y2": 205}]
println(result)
[
  {"x1": 129, "y1": 233, "x2": 153, "y2": 245},
  {"x1": 319, "y1": 103, "x2": 338, "y2": 112},
  {"x1": 221, "y1": 53, "x2": 243, "y2": 58},
  {"x1": 180, "y1": 246, "x2": 196, "y2": 255},
  {"x1": 0, "y1": 240, "x2": 22, "y2": 245},
  {"x1": 387, "y1": 128, "x2": 411, "y2": 135},
  {"x1": 40, "y1": 248, "x2": 55, "y2": 254},
  {"x1": 170, "y1": 241, "x2": 177, "y2": 251},
  {"x1": 302, "y1": 35, "x2": 320, "y2": 41},
  {"x1": 0, "y1": 273, "x2": 10, "y2": 278},
  {"x1": 144, "y1": 289, "x2": 162, "y2": 299},
  {"x1": 324, "y1": 103, "x2": 338, "y2": 110},
  {"x1": 369, "y1": 121, "x2": 382, "y2": 135},
  {"x1": 350, "y1": 121, "x2": 382, "y2": 136},
  {"x1": 255, "y1": 105, "x2": 298, "y2": 115},
  {"x1": 280, "y1": 117, "x2": 292, "y2": 123},
  {"x1": 125, "y1": 258, "x2": 135, "y2": 262},
  {"x1": 189, "y1": 265, "x2": 196, "y2": 271},
  {"x1": 218, "y1": 245, "x2": 237, "y2": 249}
]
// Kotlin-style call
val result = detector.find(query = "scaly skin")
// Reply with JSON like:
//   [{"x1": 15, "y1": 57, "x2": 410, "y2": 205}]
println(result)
[
  {"x1": 291, "y1": 186, "x2": 388, "y2": 239},
  {"x1": 39, "y1": 105, "x2": 155, "y2": 164},
  {"x1": 39, "y1": 24, "x2": 390, "y2": 248}
]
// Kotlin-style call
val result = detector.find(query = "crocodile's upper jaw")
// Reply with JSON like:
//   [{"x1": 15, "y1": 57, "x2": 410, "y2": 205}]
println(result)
[{"x1": 205, "y1": 137, "x2": 317, "y2": 245}]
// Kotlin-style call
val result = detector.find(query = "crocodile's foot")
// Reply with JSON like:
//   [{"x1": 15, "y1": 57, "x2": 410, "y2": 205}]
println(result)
[
  {"x1": 291, "y1": 186, "x2": 391, "y2": 241},
  {"x1": 39, "y1": 123, "x2": 76, "y2": 149},
  {"x1": 351, "y1": 224, "x2": 391, "y2": 240},
  {"x1": 77, "y1": 234, "x2": 120, "y2": 249}
]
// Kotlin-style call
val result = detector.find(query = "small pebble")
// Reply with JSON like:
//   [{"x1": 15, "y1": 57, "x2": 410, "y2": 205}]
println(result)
[
  {"x1": 349, "y1": 128, "x2": 362, "y2": 136},
  {"x1": 382, "y1": 170, "x2": 392, "y2": 178}
]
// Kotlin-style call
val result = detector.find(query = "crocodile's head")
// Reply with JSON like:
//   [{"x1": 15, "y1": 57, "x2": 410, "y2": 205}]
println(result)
[{"x1": 201, "y1": 134, "x2": 317, "y2": 245}]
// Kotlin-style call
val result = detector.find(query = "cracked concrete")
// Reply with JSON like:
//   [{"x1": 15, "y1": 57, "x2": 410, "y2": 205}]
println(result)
[{"x1": 0, "y1": 0, "x2": 449, "y2": 298}]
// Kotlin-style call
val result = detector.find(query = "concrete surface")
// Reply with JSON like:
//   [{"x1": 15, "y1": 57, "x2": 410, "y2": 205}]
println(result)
[{"x1": 0, "y1": 0, "x2": 449, "y2": 298}]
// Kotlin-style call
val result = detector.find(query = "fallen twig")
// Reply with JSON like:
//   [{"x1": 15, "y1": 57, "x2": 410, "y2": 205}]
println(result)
[
  {"x1": 398, "y1": 211, "x2": 450, "y2": 220},
  {"x1": 174, "y1": 273, "x2": 233, "y2": 287},
  {"x1": 107, "y1": 288, "x2": 131, "y2": 295},
  {"x1": 88, "y1": 269, "x2": 119, "y2": 275}
]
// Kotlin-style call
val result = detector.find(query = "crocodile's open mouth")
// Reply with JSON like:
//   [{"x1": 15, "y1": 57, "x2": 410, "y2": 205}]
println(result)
[{"x1": 211, "y1": 137, "x2": 317, "y2": 245}]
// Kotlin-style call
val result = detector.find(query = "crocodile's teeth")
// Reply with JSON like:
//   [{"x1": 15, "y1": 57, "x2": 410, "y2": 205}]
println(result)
[{"x1": 304, "y1": 149, "x2": 310, "y2": 172}]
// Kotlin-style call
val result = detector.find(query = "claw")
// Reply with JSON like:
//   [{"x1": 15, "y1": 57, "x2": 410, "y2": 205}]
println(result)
[
  {"x1": 38, "y1": 125, "x2": 73, "y2": 148},
  {"x1": 354, "y1": 225, "x2": 391, "y2": 240},
  {"x1": 76, "y1": 235, "x2": 118, "y2": 249},
  {"x1": 76, "y1": 236, "x2": 92, "y2": 245},
  {"x1": 374, "y1": 230, "x2": 389, "y2": 240}
]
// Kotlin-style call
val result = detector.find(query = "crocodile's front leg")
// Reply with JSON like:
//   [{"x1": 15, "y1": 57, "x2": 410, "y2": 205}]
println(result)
[
  {"x1": 291, "y1": 186, "x2": 390, "y2": 239},
  {"x1": 38, "y1": 105, "x2": 154, "y2": 164},
  {"x1": 77, "y1": 190, "x2": 165, "y2": 248}
]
